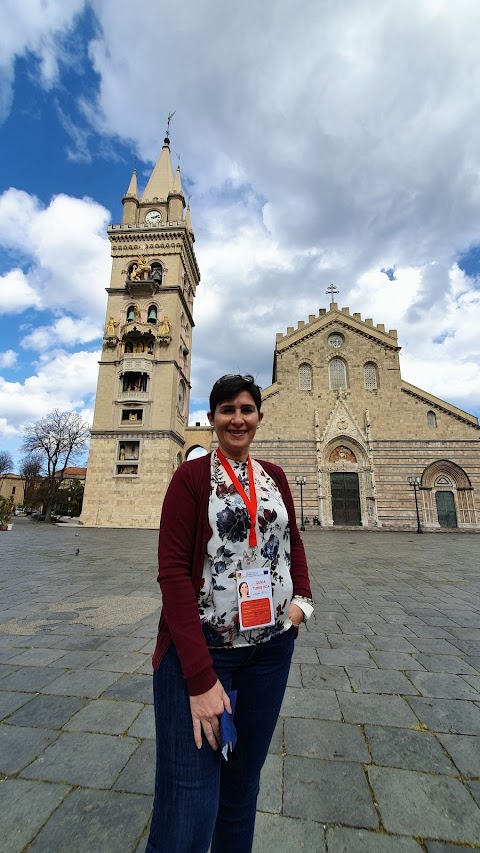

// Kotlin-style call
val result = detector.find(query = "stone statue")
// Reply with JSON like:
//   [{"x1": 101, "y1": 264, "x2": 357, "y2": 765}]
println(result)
[
  {"x1": 130, "y1": 255, "x2": 152, "y2": 281},
  {"x1": 106, "y1": 317, "x2": 118, "y2": 337},
  {"x1": 159, "y1": 315, "x2": 171, "y2": 336}
]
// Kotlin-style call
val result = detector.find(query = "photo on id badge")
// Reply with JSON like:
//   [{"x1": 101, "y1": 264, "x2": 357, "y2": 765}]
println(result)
[{"x1": 236, "y1": 568, "x2": 275, "y2": 630}]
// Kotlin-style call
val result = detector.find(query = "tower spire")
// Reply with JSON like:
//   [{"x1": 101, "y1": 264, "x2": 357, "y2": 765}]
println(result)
[{"x1": 141, "y1": 121, "x2": 175, "y2": 202}]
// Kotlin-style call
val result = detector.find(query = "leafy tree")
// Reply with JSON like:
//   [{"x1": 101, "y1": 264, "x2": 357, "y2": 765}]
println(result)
[
  {"x1": 0, "y1": 495, "x2": 15, "y2": 527},
  {"x1": 18, "y1": 453, "x2": 44, "y2": 508},
  {"x1": 21, "y1": 410, "x2": 89, "y2": 523},
  {"x1": 54, "y1": 480, "x2": 85, "y2": 517}
]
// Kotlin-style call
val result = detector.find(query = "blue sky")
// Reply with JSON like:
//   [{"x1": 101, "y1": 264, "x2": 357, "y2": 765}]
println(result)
[{"x1": 1, "y1": 0, "x2": 480, "y2": 468}]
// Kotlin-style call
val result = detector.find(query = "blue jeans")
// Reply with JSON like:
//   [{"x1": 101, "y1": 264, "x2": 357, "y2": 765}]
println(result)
[{"x1": 145, "y1": 627, "x2": 294, "y2": 853}]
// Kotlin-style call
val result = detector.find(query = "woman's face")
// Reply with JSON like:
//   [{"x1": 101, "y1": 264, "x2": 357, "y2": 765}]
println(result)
[
  {"x1": 239, "y1": 582, "x2": 249, "y2": 598},
  {"x1": 208, "y1": 390, "x2": 263, "y2": 461}
]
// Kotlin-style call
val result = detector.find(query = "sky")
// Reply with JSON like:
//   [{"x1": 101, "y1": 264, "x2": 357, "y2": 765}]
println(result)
[{"x1": 1, "y1": 0, "x2": 480, "y2": 468}]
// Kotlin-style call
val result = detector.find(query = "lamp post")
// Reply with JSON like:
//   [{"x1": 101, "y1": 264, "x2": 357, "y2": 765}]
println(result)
[
  {"x1": 407, "y1": 476, "x2": 423, "y2": 534},
  {"x1": 296, "y1": 476, "x2": 307, "y2": 531}
]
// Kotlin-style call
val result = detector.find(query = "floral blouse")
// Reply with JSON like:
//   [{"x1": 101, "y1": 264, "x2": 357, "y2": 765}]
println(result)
[{"x1": 198, "y1": 451, "x2": 294, "y2": 647}]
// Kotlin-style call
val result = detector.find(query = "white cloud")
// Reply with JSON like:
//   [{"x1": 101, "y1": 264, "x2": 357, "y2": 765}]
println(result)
[
  {"x1": 22, "y1": 316, "x2": 102, "y2": 351},
  {"x1": 0, "y1": 188, "x2": 111, "y2": 321},
  {"x1": 0, "y1": 349, "x2": 99, "y2": 436},
  {"x1": 0, "y1": 350, "x2": 17, "y2": 368},
  {"x1": 188, "y1": 409, "x2": 209, "y2": 426},
  {"x1": 0, "y1": 0, "x2": 86, "y2": 120}
]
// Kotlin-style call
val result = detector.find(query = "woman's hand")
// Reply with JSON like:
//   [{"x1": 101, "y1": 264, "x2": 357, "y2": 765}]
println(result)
[
  {"x1": 288, "y1": 601, "x2": 305, "y2": 628},
  {"x1": 189, "y1": 679, "x2": 232, "y2": 750}
]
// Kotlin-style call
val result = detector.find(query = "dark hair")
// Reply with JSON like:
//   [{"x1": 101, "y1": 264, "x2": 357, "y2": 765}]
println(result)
[{"x1": 209, "y1": 374, "x2": 262, "y2": 415}]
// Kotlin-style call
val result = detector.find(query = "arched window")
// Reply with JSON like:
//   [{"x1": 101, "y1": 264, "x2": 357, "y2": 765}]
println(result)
[
  {"x1": 427, "y1": 410, "x2": 437, "y2": 428},
  {"x1": 299, "y1": 363, "x2": 312, "y2": 391},
  {"x1": 329, "y1": 357, "x2": 347, "y2": 390},
  {"x1": 126, "y1": 304, "x2": 136, "y2": 322},
  {"x1": 150, "y1": 263, "x2": 163, "y2": 284},
  {"x1": 364, "y1": 362, "x2": 378, "y2": 390},
  {"x1": 147, "y1": 304, "x2": 157, "y2": 323}
]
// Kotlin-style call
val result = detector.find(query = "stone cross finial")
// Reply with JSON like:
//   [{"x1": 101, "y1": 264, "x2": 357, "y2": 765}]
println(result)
[{"x1": 326, "y1": 283, "x2": 339, "y2": 299}]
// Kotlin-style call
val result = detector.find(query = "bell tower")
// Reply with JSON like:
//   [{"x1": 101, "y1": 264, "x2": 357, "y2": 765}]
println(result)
[{"x1": 81, "y1": 130, "x2": 200, "y2": 527}]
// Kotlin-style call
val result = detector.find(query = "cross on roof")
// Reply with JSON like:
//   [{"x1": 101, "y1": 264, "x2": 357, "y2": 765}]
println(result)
[{"x1": 326, "y1": 283, "x2": 339, "y2": 299}]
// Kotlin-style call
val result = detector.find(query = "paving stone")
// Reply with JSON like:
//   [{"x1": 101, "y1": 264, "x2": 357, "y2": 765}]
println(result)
[
  {"x1": 301, "y1": 663, "x2": 351, "y2": 690},
  {"x1": 437, "y1": 734, "x2": 480, "y2": 778},
  {"x1": 370, "y1": 651, "x2": 425, "y2": 670},
  {"x1": 0, "y1": 724, "x2": 59, "y2": 774},
  {"x1": 337, "y1": 692, "x2": 419, "y2": 727},
  {"x1": 0, "y1": 664, "x2": 19, "y2": 680},
  {"x1": 257, "y1": 752, "x2": 283, "y2": 813},
  {"x1": 86, "y1": 651, "x2": 150, "y2": 673},
  {"x1": 362, "y1": 635, "x2": 417, "y2": 652},
  {"x1": 253, "y1": 812, "x2": 325, "y2": 853},
  {"x1": 291, "y1": 645, "x2": 319, "y2": 663},
  {"x1": 425, "y1": 843, "x2": 480, "y2": 853},
  {"x1": 21, "y1": 730, "x2": 139, "y2": 788},
  {"x1": 406, "y1": 672, "x2": 480, "y2": 700},
  {"x1": 364, "y1": 725, "x2": 457, "y2": 773},
  {"x1": 287, "y1": 663, "x2": 302, "y2": 687},
  {"x1": 414, "y1": 654, "x2": 478, "y2": 674},
  {"x1": 113, "y1": 739, "x2": 156, "y2": 795},
  {"x1": 268, "y1": 717, "x2": 283, "y2": 754},
  {"x1": 6, "y1": 647, "x2": 69, "y2": 666},
  {"x1": 326, "y1": 633, "x2": 375, "y2": 650},
  {"x1": 463, "y1": 673, "x2": 480, "y2": 691},
  {"x1": 464, "y1": 656, "x2": 480, "y2": 672},
  {"x1": 46, "y1": 649, "x2": 105, "y2": 668},
  {"x1": 43, "y1": 668, "x2": 121, "y2": 698},
  {"x1": 467, "y1": 781, "x2": 480, "y2": 807},
  {"x1": 346, "y1": 666, "x2": 419, "y2": 694},
  {"x1": 410, "y1": 626, "x2": 458, "y2": 639},
  {"x1": 64, "y1": 698, "x2": 144, "y2": 735},
  {"x1": 406, "y1": 697, "x2": 480, "y2": 734},
  {"x1": 51, "y1": 634, "x2": 113, "y2": 651},
  {"x1": 0, "y1": 779, "x2": 70, "y2": 853},
  {"x1": 368, "y1": 765, "x2": 480, "y2": 843},
  {"x1": 408, "y1": 639, "x2": 468, "y2": 654},
  {"x1": 97, "y1": 636, "x2": 153, "y2": 652},
  {"x1": 317, "y1": 648, "x2": 376, "y2": 667},
  {"x1": 101, "y1": 673, "x2": 154, "y2": 703},
  {"x1": 283, "y1": 755, "x2": 378, "y2": 827},
  {"x1": 280, "y1": 686, "x2": 342, "y2": 720},
  {"x1": 0, "y1": 665, "x2": 66, "y2": 692},
  {"x1": 0, "y1": 689, "x2": 32, "y2": 719},
  {"x1": 27, "y1": 787, "x2": 152, "y2": 853},
  {"x1": 128, "y1": 704, "x2": 155, "y2": 738},
  {"x1": 7, "y1": 694, "x2": 88, "y2": 728},
  {"x1": 284, "y1": 717, "x2": 370, "y2": 762},
  {"x1": 326, "y1": 826, "x2": 424, "y2": 852}
]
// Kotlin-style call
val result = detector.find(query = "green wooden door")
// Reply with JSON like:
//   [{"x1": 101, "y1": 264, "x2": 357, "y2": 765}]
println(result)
[
  {"x1": 330, "y1": 473, "x2": 361, "y2": 525},
  {"x1": 435, "y1": 491, "x2": 457, "y2": 528}
]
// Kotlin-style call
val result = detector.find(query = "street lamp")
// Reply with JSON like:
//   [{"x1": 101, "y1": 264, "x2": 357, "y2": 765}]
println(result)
[
  {"x1": 296, "y1": 476, "x2": 307, "y2": 531},
  {"x1": 407, "y1": 476, "x2": 423, "y2": 534}
]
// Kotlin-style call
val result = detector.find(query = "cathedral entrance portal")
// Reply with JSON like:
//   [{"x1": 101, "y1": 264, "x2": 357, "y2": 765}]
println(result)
[
  {"x1": 435, "y1": 491, "x2": 457, "y2": 528},
  {"x1": 330, "y1": 472, "x2": 361, "y2": 525}
]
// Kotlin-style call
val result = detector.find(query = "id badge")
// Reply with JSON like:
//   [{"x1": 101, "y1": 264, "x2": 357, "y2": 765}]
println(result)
[{"x1": 236, "y1": 567, "x2": 275, "y2": 631}]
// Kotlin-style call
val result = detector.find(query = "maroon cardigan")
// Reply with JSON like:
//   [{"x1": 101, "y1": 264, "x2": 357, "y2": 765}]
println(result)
[{"x1": 152, "y1": 453, "x2": 312, "y2": 695}]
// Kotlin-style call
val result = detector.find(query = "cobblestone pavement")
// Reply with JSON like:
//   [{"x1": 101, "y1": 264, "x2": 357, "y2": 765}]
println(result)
[{"x1": 1, "y1": 519, "x2": 480, "y2": 852}]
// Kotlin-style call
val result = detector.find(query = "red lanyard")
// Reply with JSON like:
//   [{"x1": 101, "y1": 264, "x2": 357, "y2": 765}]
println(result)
[{"x1": 216, "y1": 449, "x2": 258, "y2": 547}]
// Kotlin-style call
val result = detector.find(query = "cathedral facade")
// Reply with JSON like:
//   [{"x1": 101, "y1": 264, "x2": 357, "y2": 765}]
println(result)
[{"x1": 82, "y1": 141, "x2": 480, "y2": 530}]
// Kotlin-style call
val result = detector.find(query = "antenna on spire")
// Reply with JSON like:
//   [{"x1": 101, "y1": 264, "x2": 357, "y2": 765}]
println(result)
[
  {"x1": 176, "y1": 153, "x2": 181, "y2": 166},
  {"x1": 165, "y1": 111, "x2": 176, "y2": 142},
  {"x1": 133, "y1": 156, "x2": 137, "y2": 172},
  {"x1": 326, "y1": 283, "x2": 339, "y2": 300},
  {"x1": 187, "y1": 193, "x2": 193, "y2": 205}
]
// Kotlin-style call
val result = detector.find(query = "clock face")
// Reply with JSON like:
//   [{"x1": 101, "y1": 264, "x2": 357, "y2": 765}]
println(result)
[
  {"x1": 328, "y1": 333, "x2": 344, "y2": 349},
  {"x1": 178, "y1": 381, "x2": 185, "y2": 412},
  {"x1": 145, "y1": 210, "x2": 161, "y2": 226}
]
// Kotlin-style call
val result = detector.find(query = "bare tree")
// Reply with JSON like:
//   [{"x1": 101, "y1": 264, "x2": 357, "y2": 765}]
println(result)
[
  {"x1": 18, "y1": 453, "x2": 44, "y2": 508},
  {"x1": 0, "y1": 451, "x2": 14, "y2": 482},
  {"x1": 21, "y1": 410, "x2": 89, "y2": 522}
]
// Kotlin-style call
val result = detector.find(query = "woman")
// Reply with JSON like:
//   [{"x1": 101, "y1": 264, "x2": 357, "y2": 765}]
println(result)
[{"x1": 146, "y1": 374, "x2": 313, "y2": 853}]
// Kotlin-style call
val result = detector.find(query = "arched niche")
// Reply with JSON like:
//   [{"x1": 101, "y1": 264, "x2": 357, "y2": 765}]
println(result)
[{"x1": 421, "y1": 460, "x2": 472, "y2": 490}]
